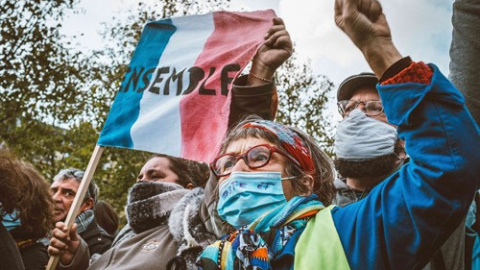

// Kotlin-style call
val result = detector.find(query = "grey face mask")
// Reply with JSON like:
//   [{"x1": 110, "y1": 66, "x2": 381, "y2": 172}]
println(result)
[{"x1": 335, "y1": 109, "x2": 398, "y2": 160}]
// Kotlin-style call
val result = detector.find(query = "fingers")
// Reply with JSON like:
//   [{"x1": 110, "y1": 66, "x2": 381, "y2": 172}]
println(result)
[
  {"x1": 265, "y1": 17, "x2": 287, "y2": 37},
  {"x1": 334, "y1": 0, "x2": 401, "y2": 76},
  {"x1": 69, "y1": 223, "x2": 79, "y2": 242},
  {"x1": 360, "y1": 0, "x2": 382, "y2": 22},
  {"x1": 49, "y1": 222, "x2": 70, "y2": 253},
  {"x1": 334, "y1": 0, "x2": 358, "y2": 30},
  {"x1": 334, "y1": 0, "x2": 343, "y2": 16},
  {"x1": 49, "y1": 237, "x2": 69, "y2": 255},
  {"x1": 272, "y1": 17, "x2": 285, "y2": 27},
  {"x1": 48, "y1": 222, "x2": 79, "y2": 253},
  {"x1": 337, "y1": 0, "x2": 383, "y2": 23},
  {"x1": 265, "y1": 29, "x2": 291, "y2": 48},
  {"x1": 265, "y1": 22, "x2": 286, "y2": 41},
  {"x1": 264, "y1": 18, "x2": 292, "y2": 51},
  {"x1": 248, "y1": 16, "x2": 292, "y2": 85},
  {"x1": 334, "y1": 0, "x2": 343, "y2": 26},
  {"x1": 52, "y1": 222, "x2": 70, "y2": 241}
]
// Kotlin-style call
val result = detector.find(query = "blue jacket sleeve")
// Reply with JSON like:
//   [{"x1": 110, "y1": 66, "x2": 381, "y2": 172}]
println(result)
[{"x1": 331, "y1": 65, "x2": 480, "y2": 270}]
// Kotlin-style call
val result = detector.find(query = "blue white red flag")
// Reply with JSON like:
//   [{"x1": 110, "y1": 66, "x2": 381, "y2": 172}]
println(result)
[{"x1": 97, "y1": 10, "x2": 276, "y2": 162}]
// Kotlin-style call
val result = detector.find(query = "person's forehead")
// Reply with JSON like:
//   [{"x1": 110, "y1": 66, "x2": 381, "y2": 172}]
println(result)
[
  {"x1": 142, "y1": 157, "x2": 170, "y2": 172},
  {"x1": 51, "y1": 177, "x2": 80, "y2": 191},
  {"x1": 225, "y1": 137, "x2": 276, "y2": 154},
  {"x1": 350, "y1": 85, "x2": 380, "y2": 100}
]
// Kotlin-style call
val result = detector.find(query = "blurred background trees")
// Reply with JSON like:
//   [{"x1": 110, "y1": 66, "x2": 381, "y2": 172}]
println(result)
[{"x1": 1, "y1": 0, "x2": 334, "y2": 225}]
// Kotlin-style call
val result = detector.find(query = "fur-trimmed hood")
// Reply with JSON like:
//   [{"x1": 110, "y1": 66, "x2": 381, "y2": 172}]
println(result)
[{"x1": 167, "y1": 187, "x2": 217, "y2": 270}]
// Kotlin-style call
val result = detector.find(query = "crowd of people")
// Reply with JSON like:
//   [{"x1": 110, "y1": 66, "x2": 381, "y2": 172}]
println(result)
[{"x1": 1, "y1": 0, "x2": 479, "y2": 269}]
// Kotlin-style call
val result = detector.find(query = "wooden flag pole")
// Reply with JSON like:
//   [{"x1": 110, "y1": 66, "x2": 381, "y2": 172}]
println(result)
[{"x1": 46, "y1": 145, "x2": 105, "y2": 270}]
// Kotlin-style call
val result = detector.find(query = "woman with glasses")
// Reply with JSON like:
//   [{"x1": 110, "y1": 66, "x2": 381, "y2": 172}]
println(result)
[{"x1": 197, "y1": 118, "x2": 336, "y2": 269}]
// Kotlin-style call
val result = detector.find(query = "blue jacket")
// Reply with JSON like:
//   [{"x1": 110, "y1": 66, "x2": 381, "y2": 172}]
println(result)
[{"x1": 331, "y1": 65, "x2": 480, "y2": 269}]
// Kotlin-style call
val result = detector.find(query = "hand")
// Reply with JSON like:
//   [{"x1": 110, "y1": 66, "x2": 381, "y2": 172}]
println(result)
[
  {"x1": 248, "y1": 17, "x2": 293, "y2": 85},
  {"x1": 334, "y1": 0, "x2": 402, "y2": 76},
  {"x1": 47, "y1": 222, "x2": 81, "y2": 265}
]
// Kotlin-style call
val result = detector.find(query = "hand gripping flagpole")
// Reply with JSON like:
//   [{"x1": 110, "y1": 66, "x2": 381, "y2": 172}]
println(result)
[{"x1": 46, "y1": 145, "x2": 104, "y2": 270}]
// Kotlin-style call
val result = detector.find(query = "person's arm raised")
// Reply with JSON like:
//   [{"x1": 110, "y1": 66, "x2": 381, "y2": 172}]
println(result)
[
  {"x1": 229, "y1": 17, "x2": 293, "y2": 124},
  {"x1": 334, "y1": 0, "x2": 403, "y2": 77},
  {"x1": 247, "y1": 17, "x2": 292, "y2": 85}
]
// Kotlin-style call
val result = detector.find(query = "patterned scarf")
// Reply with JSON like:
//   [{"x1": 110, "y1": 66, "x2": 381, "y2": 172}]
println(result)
[
  {"x1": 198, "y1": 195, "x2": 324, "y2": 270},
  {"x1": 75, "y1": 209, "x2": 95, "y2": 234}
]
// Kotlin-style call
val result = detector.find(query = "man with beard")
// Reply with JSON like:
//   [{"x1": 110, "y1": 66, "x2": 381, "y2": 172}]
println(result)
[
  {"x1": 333, "y1": 73, "x2": 405, "y2": 205},
  {"x1": 50, "y1": 169, "x2": 113, "y2": 257},
  {"x1": 333, "y1": 72, "x2": 466, "y2": 270}
]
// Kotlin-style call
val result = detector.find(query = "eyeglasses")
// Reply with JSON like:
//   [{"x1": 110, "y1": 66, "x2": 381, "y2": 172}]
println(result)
[
  {"x1": 210, "y1": 144, "x2": 301, "y2": 177},
  {"x1": 337, "y1": 100, "x2": 384, "y2": 117}
]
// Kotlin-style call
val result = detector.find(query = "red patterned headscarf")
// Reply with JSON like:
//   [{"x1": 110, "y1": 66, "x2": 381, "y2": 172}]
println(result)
[{"x1": 242, "y1": 120, "x2": 315, "y2": 174}]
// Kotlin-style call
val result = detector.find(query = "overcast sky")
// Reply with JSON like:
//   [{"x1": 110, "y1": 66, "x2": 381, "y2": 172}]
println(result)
[
  {"x1": 231, "y1": 0, "x2": 454, "y2": 84},
  {"x1": 62, "y1": 0, "x2": 455, "y2": 119}
]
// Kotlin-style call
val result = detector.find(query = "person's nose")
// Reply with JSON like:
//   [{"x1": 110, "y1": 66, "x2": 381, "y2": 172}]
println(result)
[
  {"x1": 230, "y1": 156, "x2": 251, "y2": 174},
  {"x1": 52, "y1": 191, "x2": 61, "y2": 202},
  {"x1": 356, "y1": 102, "x2": 366, "y2": 112}
]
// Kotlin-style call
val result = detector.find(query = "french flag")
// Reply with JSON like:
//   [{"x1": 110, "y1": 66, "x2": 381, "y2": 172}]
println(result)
[{"x1": 97, "y1": 10, "x2": 276, "y2": 162}]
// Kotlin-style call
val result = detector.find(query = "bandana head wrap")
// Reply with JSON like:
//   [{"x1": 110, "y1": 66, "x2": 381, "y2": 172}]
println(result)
[{"x1": 242, "y1": 120, "x2": 315, "y2": 174}]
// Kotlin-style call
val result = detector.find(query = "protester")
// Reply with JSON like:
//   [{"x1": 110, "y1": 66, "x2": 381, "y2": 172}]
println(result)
[
  {"x1": 195, "y1": 0, "x2": 480, "y2": 269},
  {"x1": 109, "y1": 154, "x2": 210, "y2": 250},
  {"x1": 93, "y1": 201, "x2": 119, "y2": 237},
  {"x1": 137, "y1": 153, "x2": 210, "y2": 187},
  {"x1": 51, "y1": 169, "x2": 113, "y2": 257},
  {"x1": 333, "y1": 72, "x2": 405, "y2": 206},
  {"x1": 0, "y1": 151, "x2": 55, "y2": 270},
  {"x1": 47, "y1": 16, "x2": 292, "y2": 270},
  {"x1": 333, "y1": 72, "x2": 466, "y2": 270}
]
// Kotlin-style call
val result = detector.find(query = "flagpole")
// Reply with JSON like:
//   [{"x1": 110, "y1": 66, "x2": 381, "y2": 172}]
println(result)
[{"x1": 46, "y1": 145, "x2": 105, "y2": 270}]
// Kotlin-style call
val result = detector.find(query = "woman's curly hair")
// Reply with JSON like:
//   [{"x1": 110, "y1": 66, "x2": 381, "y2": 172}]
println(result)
[{"x1": 0, "y1": 150, "x2": 55, "y2": 238}]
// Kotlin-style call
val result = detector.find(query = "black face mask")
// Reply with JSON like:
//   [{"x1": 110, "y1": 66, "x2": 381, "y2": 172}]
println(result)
[{"x1": 334, "y1": 153, "x2": 399, "y2": 179}]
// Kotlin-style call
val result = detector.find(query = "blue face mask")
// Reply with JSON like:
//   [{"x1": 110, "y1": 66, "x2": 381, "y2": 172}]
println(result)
[
  {"x1": 1, "y1": 211, "x2": 21, "y2": 232},
  {"x1": 217, "y1": 171, "x2": 289, "y2": 228},
  {"x1": 335, "y1": 109, "x2": 398, "y2": 160}
]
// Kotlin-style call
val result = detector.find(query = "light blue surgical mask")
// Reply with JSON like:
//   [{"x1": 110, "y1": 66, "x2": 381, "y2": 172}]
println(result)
[
  {"x1": 1, "y1": 211, "x2": 21, "y2": 232},
  {"x1": 217, "y1": 171, "x2": 291, "y2": 228},
  {"x1": 335, "y1": 109, "x2": 398, "y2": 160}
]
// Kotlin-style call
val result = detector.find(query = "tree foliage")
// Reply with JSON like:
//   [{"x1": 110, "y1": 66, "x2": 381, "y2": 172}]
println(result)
[
  {"x1": 0, "y1": 0, "x2": 143, "y2": 220},
  {"x1": 0, "y1": 0, "x2": 99, "y2": 177},
  {"x1": 275, "y1": 49, "x2": 335, "y2": 156}
]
